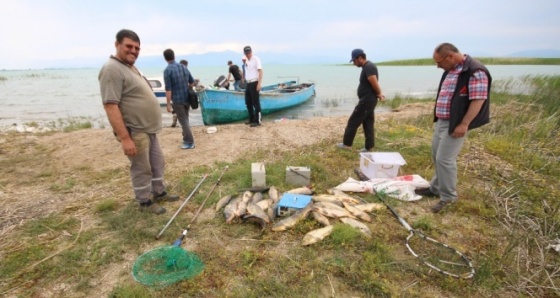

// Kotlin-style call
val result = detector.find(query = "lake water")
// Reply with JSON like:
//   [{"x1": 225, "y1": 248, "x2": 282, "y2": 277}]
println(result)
[{"x1": 1, "y1": 64, "x2": 559, "y2": 129}]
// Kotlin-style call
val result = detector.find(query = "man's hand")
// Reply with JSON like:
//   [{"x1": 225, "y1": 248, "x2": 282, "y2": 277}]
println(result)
[
  {"x1": 452, "y1": 123, "x2": 468, "y2": 138},
  {"x1": 166, "y1": 102, "x2": 173, "y2": 113},
  {"x1": 120, "y1": 137, "x2": 137, "y2": 157}
]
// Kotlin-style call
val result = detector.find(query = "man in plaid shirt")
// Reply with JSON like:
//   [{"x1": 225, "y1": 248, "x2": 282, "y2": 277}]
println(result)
[{"x1": 415, "y1": 43, "x2": 492, "y2": 213}]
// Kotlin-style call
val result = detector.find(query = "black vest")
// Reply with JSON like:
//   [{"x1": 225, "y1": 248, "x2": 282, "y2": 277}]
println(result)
[{"x1": 434, "y1": 55, "x2": 492, "y2": 134}]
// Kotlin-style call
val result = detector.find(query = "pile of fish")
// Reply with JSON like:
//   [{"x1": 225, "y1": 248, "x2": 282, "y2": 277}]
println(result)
[{"x1": 215, "y1": 186, "x2": 386, "y2": 246}]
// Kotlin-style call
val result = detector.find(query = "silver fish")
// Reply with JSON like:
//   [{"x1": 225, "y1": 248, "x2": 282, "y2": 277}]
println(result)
[
  {"x1": 312, "y1": 211, "x2": 330, "y2": 226},
  {"x1": 340, "y1": 217, "x2": 372, "y2": 238},
  {"x1": 353, "y1": 203, "x2": 385, "y2": 213},
  {"x1": 250, "y1": 192, "x2": 264, "y2": 204},
  {"x1": 302, "y1": 225, "x2": 334, "y2": 246},
  {"x1": 343, "y1": 202, "x2": 372, "y2": 222},
  {"x1": 268, "y1": 186, "x2": 279, "y2": 202},
  {"x1": 286, "y1": 186, "x2": 314, "y2": 195},
  {"x1": 247, "y1": 203, "x2": 271, "y2": 224},
  {"x1": 215, "y1": 194, "x2": 233, "y2": 212},
  {"x1": 236, "y1": 191, "x2": 253, "y2": 217},
  {"x1": 271, "y1": 205, "x2": 313, "y2": 232},
  {"x1": 224, "y1": 196, "x2": 240, "y2": 224},
  {"x1": 256, "y1": 198, "x2": 272, "y2": 211},
  {"x1": 312, "y1": 202, "x2": 357, "y2": 219}
]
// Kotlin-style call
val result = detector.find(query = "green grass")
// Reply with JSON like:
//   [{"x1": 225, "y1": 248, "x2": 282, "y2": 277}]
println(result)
[{"x1": 1, "y1": 75, "x2": 559, "y2": 297}]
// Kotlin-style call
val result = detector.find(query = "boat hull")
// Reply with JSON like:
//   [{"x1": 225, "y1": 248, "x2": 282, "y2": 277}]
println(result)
[{"x1": 198, "y1": 82, "x2": 316, "y2": 125}]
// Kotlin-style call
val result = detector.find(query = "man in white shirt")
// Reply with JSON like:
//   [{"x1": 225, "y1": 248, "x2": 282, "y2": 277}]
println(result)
[{"x1": 242, "y1": 46, "x2": 263, "y2": 127}]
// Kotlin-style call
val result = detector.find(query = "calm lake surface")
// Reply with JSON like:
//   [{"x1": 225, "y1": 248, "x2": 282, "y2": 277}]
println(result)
[{"x1": 1, "y1": 64, "x2": 559, "y2": 128}]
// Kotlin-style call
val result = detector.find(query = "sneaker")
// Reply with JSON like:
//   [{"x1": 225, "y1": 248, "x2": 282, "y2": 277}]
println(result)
[
  {"x1": 431, "y1": 200, "x2": 452, "y2": 213},
  {"x1": 181, "y1": 143, "x2": 195, "y2": 149},
  {"x1": 153, "y1": 191, "x2": 180, "y2": 203},
  {"x1": 336, "y1": 143, "x2": 352, "y2": 150},
  {"x1": 244, "y1": 120, "x2": 252, "y2": 125},
  {"x1": 415, "y1": 187, "x2": 437, "y2": 197},
  {"x1": 250, "y1": 122, "x2": 261, "y2": 127},
  {"x1": 140, "y1": 202, "x2": 166, "y2": 214},
  {"x1": 358, "y1": 148, "x2": 370, "y2": 153}
]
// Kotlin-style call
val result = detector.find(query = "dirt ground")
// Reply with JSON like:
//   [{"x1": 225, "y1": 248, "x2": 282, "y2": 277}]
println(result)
[{"x1": 0, "y1": 103, "x2": 432, "y2": 296}]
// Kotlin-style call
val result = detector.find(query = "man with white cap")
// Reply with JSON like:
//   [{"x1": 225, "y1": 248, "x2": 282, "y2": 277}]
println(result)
[
  {"x1": 242, "y1": 46, "x2": 263, "y2": 127},
  {"x1": 338, "y1": 48, "x2": 385, "y2": 152}
]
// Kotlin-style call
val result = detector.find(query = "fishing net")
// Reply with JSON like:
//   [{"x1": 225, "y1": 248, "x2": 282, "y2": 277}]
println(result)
[{"x1": 132, "y1": 245, "x2": 204, "y2": 287}]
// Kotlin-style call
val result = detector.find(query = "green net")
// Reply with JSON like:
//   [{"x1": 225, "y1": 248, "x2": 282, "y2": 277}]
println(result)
[{"x1": 132, "y1": 246, "x2": 204, "y2": 287}]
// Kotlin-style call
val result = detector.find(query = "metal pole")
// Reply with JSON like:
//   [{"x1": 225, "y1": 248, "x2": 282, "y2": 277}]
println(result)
[
  {"x1": 187, "y1": 165, "x2": 228, "y2": 228},
  {"x1": 155, "y1": 174, "x2": 208, "y2": 240}
]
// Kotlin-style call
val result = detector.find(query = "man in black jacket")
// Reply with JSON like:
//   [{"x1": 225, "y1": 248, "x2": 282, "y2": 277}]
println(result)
[{"x1": 416, "y1": 43, "x2": 492, "y2": 213}]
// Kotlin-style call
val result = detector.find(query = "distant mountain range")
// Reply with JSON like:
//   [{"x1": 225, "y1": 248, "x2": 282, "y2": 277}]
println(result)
[
  {"x1": 133, "y1": 49, "x2": 560, "y2": 68},
  {"x1": 12, "y1": 48, "x2": 560, "y2": 70}
]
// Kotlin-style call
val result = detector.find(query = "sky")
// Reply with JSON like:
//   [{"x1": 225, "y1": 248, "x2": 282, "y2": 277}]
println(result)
[{"x1": 1, "y1": 0, "x2": 559, "y2": 70}]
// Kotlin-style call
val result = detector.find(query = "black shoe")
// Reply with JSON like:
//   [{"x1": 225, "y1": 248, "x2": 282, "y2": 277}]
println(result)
[
  {"x1": 431, "y1": 200, "x2": 452, "y2": 213},
  {"x1": 415, "y1": 187, "x2": 437, "y2": 197},
  {"x1": 244, "y1": 120, "x2": 252, "y2": 125},
  {"x1": 250, "y1": 122, "x2": 261, "y2": 127}
]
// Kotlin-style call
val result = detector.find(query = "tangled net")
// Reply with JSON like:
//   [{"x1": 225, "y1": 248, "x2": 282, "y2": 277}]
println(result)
[{"x1": 132, "y1": 246, "x2": 204, "y2": 287}]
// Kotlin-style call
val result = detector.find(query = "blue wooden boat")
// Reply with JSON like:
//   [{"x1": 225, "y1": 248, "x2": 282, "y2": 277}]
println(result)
[{"x1": 197, "y1": 81, "x2": 316, "y2": 125}]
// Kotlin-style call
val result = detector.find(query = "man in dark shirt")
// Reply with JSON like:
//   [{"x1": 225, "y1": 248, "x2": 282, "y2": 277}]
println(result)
[
  {"x1": 163, "y1": 48, "x2": 195, "y2": 149},
  {"x1": 227, "y1": 60, "x2": 243, "y2": 91},
  {"x1": 338, "y1": 49, "x2": 385, "y2": 152}
]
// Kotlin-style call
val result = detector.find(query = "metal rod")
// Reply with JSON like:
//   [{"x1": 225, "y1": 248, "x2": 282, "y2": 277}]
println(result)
[
  {"x1": 187, "y1": 165, "x2": 229, "y2": 228},
  {"x1": 155, "y1": 174, "x2": 208, "y2": 239}
]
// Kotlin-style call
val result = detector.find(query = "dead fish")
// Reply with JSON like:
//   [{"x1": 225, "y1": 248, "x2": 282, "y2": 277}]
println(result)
[
  {"x1": 271, "y1": 205, "x2": 313, "y2": 232},
  {"x1": 242, "y1": 215, "x2": 267, "y2": 232},
  {"x1": 312, "y1": 202, "x2": 357, "y2": 219},
  {"x1": 302, "y1": 225, "x2": 334, "y2": 246},
  {"x1": 312, "y1": 211, "x2": 330, "y2": 226},
  {"x1": 268, "y1": 186, "x2": 279, "y2": 202},
  {"x1": 250, "y1": 192, "x2": 264, "y2": 204},
  {"x1": 215, "y1": 194, "x2": 233, "y2": 212},
  {"x1": 247, "y1": 203, "x2": 271, "y2": 224},
  {"x1": 238, "y1": 186, "x2": 270, "y2": 193},
  {"x1": 326, "y1": 189, "x2": 363, "y2": 204},
  {"x1": 343, "y1": 202, "x2": 372, "y2": 222},
  {"x1": 236, "y1": 191, "x2": 253, "y2": 217},
  {"x1": 353, "y1": 203, "x2": 385, "y2": 213},
  {"x1": 312, "y1": 194, "x2": 360, "y2": 206},
  {"x1": 286, "y1": 186, "x2": 314, "y2": 195},
  {"x1": 340, "y1": 217, "x2": 372, "y2": 238},
  {"x1": 267, "y1": 198, "x2": 280, "y2": 220},
  {"x1": 256, "y1": 198, "x2": 272, "y2": 211},
  {"x1": 224, "y1": 196, "x2": 240, "y2": 224}
]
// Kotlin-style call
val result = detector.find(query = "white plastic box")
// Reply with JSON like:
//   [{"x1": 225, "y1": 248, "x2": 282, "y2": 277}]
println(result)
[
  {"x1": 285, "y1": 166, "x2": 311, "y2": 186},
  {"x1": 359, "y1": 152, "x2": 406, "y2": 179}
]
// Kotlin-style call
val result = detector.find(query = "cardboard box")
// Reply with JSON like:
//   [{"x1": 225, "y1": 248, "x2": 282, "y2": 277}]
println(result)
[
  {"x1": 285, "y1": 166, "x2": 311, "y2": 186},
  {"x1": 251, "y1": 162, "x2": 266, "y2": 187},
  {"x1": 359, "y1": 152, "x2": 406, "y2": 179}
]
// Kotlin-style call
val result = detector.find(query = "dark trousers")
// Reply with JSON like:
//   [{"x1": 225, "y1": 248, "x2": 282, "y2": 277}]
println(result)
[
  {"x1": 245, "y1": 81, "x2": 261, "y2": 123},
  {"x1": 343, "y1": 99, "x2": 377, "y2": 150}
]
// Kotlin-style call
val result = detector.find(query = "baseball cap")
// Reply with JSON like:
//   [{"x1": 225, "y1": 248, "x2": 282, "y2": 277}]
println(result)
[
  {"x1": 349, "y1": 48, "x2": 364, "y2": 62},
  {"x1": 244, "y1": 46, "x2": 252, "y2": 53}
]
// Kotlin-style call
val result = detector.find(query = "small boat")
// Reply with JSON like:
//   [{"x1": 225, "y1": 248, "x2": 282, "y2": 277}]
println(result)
[
  {"x1": 147, "y1": 77, "x2": 167, "y2": 106},
  {"x1": 197, "y1": 81, "x2": 316, "y2": 125}
]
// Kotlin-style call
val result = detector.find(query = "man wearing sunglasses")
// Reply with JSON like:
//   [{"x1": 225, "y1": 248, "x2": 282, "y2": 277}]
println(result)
[
  {"x1": 99, "y1": 29, "x2": 179, "y2": 215},
  {"x1": 416, "y1": 43, "x2": 492, "y2": 213}
]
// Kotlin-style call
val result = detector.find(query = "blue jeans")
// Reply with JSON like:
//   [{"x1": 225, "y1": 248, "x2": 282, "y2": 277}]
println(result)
[{"x1": 233, "y1": 80, "x2": 241, "y2": 91}]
